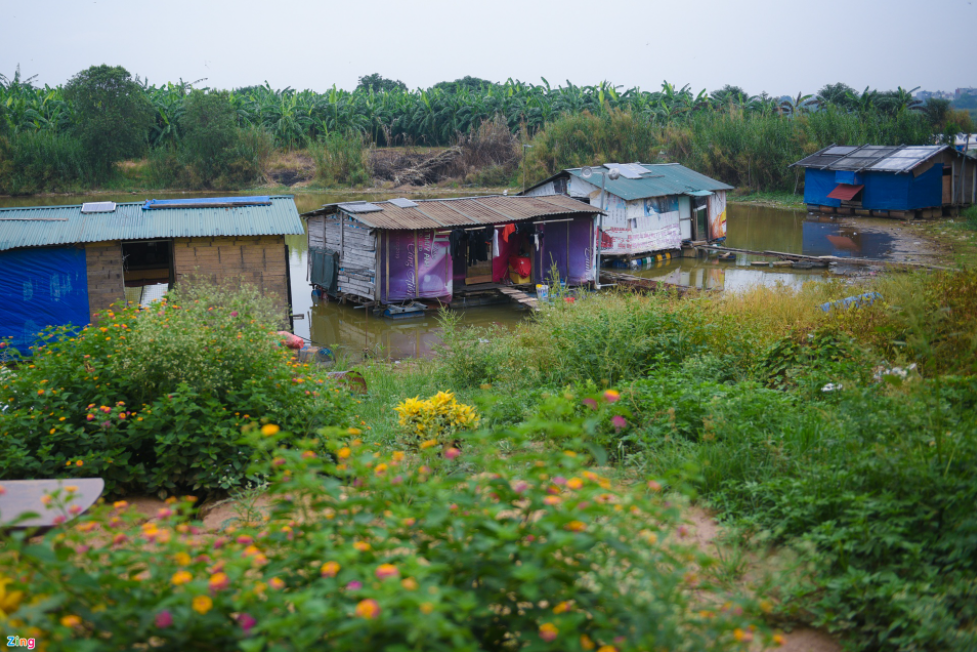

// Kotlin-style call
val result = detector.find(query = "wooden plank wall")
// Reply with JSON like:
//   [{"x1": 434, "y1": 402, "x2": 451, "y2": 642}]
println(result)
[
  {"x1": 320, "y1": 213, "x2": 377, "y2": 301},
  {"x1": 172, "y1": 235, "x2": 290, "y2": 315},
  {"x1": 85, "y1": 241, "x2": 125, "y2": 320}
]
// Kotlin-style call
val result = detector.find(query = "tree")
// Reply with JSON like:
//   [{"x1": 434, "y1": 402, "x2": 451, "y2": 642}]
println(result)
[
  {"x1": 356, "y1": 73, "x2": 407, "y2": 94},
  {"x1": 179, "y1": 90, "x2": 239, "y2": 185},
  {"x1": 711, "y1": 85, "x2": 748, "y2": 109},
  {"x1": 817, "y1": 83, "x2": 858, "y2": 111},
  {"x1": 432, "y1": 76, "x2": 497, "y2": 94},
  {"x1": 64, "y1": 65, "x2": 153, "y2": 174}
]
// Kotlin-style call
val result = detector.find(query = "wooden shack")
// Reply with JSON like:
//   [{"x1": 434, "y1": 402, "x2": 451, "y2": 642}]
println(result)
[
  {"x1": 302, "y1": 195, "x2": 602, "y2": 307},
  {"x1": 523, "y1": 163, "x2": 733, "y2": 265},
  {"x1": 0, "y1": 196, "x2": 304, "y2": 353}
]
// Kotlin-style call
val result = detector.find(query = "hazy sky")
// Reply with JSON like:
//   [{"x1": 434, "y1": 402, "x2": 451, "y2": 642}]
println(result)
[{"x1": 2, "y1": 0, "x2": 975, "y2": 95}]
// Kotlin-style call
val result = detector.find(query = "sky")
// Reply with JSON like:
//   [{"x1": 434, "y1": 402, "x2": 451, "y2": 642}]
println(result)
[{"x1": 2, "y1": 0, "x2": 975, "y2": 96}]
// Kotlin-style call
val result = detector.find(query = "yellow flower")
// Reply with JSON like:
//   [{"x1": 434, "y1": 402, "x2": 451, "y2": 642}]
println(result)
[
  {"x1": 347, "y1": 427, "x2": 362, "y2": 436},
  {"x1": 419, "y1": 602, "x2": 435, "y2": 614},
  {"x1": 61, "y1": 614, "x2": 82, "y2": 628},
  {"x1": 565, "y1": 520, "x2": 587, "y2": 532},
  {"x1": 353, "y1": 541, "x2": 371, "y2": 552},
  {"x1": 539, "y1": 622, "x2": 559, "y2": 642},
  {"x1": 597, "y1": 646, "x2": 618, "y2": 652},
  {"x1": 420, "y1": 439, "x2": 439, "y2": 449},
  {"x1": 192, "y1": 595, "x2": 212, "y2": 615},
  {"x1": 401, "y1": 577, "x2": 418, "y2": 591},
  {"x1": 552, "y1": 601, "x2": 570, "y2": 614},
  {"x1": 580, "y1": 634, "x2": 596, "y2": 650},
  {"x1": 174, "y1": 552, "x2": 192, "y2": 566},
  {"x1": 337, "y1": 447, "x2": 351, "y2": 459},
  {"x1": 566, "y1": 477, "x2": 584, "y2": 490},
  {"x1": 171, "y1": 570, "x2": 192, "y2": 586},
  {"x1": 0, "y1": 577, "x2": 24, "y2": 619},
  {"x1": 261, "y1": 424, "x2": 280, "y2": 436}
]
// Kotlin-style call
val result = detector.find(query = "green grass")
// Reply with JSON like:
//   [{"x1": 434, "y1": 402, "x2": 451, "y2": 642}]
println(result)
[{"x1": 728, "y1": 190, "x2": 805, "y2": 208}]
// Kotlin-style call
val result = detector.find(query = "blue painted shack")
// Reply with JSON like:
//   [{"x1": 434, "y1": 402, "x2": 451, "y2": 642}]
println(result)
[
  {"x1": 791, "y1": 145, "x2": 975, "y2": 218},
  {"x1": 0, "y1": 196, "x2": 304, "y2": 354}
]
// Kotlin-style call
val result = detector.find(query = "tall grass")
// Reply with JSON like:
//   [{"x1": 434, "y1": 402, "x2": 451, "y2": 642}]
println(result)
[
  {"x1": 0, "y1": 130, "x2": 94, "y2": 194},
  {"x1": 308, "y1": 131, "x2": 370, "y2": 186}
]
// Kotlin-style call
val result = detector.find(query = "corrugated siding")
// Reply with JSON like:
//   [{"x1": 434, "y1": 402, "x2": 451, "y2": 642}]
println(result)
[{"x1": 0, "y1": 196, "x2": 304, "y2": 251}]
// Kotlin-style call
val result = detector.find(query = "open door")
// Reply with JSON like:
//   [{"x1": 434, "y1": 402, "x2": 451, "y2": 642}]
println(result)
[
  {"x1": 693, "y1": 201, "x2": 708, "y2": 241},
  {"x1": 678, "y1": 196, "x2": 692, "y2": 240},
  {"x1": 121, "y1": 240, "x2": 173, "y2": 306},
  {"x1": 466, "y1": 232, "x2": 494, "y2": 285}
]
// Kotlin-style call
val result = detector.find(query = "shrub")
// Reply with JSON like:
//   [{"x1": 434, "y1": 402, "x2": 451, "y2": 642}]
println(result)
[
  {"x1": 394, "y1": 390, "x2": 480, "y2": 444},
  {"x1": 0, "y1": 426, "x2": 774, "y2": 651},
  {"x1": 0, "y1": 280, "x2": 352, "y2": 495},
  {"x1": 309, "y1": 131, "x2": 369, "y2": 186}
]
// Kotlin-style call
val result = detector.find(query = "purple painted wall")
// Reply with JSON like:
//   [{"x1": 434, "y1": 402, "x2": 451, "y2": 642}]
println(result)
[{"x1": 380, "y1": 230, "x2": 453, "y2": 302}]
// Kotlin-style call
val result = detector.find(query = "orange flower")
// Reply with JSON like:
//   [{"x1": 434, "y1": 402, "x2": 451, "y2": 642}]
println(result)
[
  {"x1": 208, "y1": 572, "x2": 229, "y2": 591},
  {"x1": 171, "y1": 571, "x2": 192, "y2": 586},
  {"x1": 565, "y1": 520, "x2": 586, "y2": 532},
  {"x1": 375, "y1": 564, "x2": 398, "y2": 580},
  {"x1": 566, "y1": 477, "x2": 584, "y2": 490},
  {"x1": 355, "y1": 598, "x2": 380, "y2": 619},
  {"x1": 552, "y1": 601, "x2": 570, "y2": 614},
  {"x1": 580, "y1": 634, "x2": 596, "y2": 650},
  {"x1": 320, "y1": 561, "x2": 340, "y2": 578},
  {"x1": 401, "y1": 577, "x2": 418, "y2": 591},
  {"x1": 772, "y1": 633, "x2": 786, "y2": 646},
  {"x1": 419, "y1": 602, "x2": 435, "y2": 614},
  {"x1": 269, "y1": 577, "x2": 285, "y2": 590},
  {"x1": 192, "y1": 595, "x2": 212, "y2": 614},
  {"x1": 261, "y1": 424, "x2": 280, "y2": 436},
  {"x1": 597, "y1": 646, "x2": 618, "y2": 652},
  {"x1": 353, "y1": 541, "x2": 371, "y2": 552},
  {"x1": 61, "y1": 615, "x2": 82, "y2": 628},
  {"x1": 337, "y1": 447, "x2": 351, "y2": 459},
  {"x1": 539, "y1": 622, "x2": 558, "y2": 642}
]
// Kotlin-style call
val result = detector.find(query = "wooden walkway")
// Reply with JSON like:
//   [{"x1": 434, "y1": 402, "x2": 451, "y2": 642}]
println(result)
[
  {"x1": 693, "y1": 244, "x2": 951, "y2": 271},
  {"x1": 599, "y1": 272, "x2": 700, "y2": 297},
  {"x1": 456, "y1": 282, "x2": 539, "y2": 310}
]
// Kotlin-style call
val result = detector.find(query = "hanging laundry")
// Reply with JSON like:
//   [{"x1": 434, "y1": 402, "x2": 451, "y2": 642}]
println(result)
[
  {"x1": 492, "y1": 227, "x2": 500, "y2": 256},
  {"x1": 501, "y1": 223, "x2": 516, "y2": 243},
  {"x1": 448, "y1": 228, "x2": 468, "y2": 259}
]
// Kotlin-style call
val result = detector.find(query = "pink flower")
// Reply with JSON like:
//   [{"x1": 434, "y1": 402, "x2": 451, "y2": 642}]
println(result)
[
  {"x1": 155, "y1": 610, "x2": 173, "y2": 628},
  {"x1": 236, "y1": 535, "x2": 253, "y2": 545},
  {"x1": 553, "y1": 476, "x2": 567, "y2": 486},
  {"x1": 86, "y1": 414, "x2": 95, "y2": 422},
  {"x1": 603, "y1": 389, "x2": 621, "y2": 403},
  {"x1": 238, "y1": 613, "x2": 256, "y2": 634},
  {"x1": 346, "y1": 581, "x2": 363, "y2": 591},
  {"x1": 611, "y1": 415, "x2": 628, "y2": 431},
  {"x1": 230, "y1": 311, "x2": 239, "y2": 317},
  {"x1": 52, "y1": 515, "x2": 66, "y2": 526},
  {"x1": 444, "y1": 447, "x2": 461, "y2": 460},
  {"x1": 582, "y1": 398, "x2": 598, "y2": 410},
  {"x1": 512, "y1": 480, "x2": 529, "y2": 493},
  {"x1": 375, "y1": 564, "x2": 399, "y2": 580}
]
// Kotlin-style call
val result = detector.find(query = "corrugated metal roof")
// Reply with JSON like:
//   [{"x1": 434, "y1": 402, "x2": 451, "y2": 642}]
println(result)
[
  {"x1": 0, "y1": 196, "x2": 304, "y2": 251},
  {"x1": 791, "y1": 144, "x2": 953, "y2": 173},
  {"x1": 302, "y1": 194, "x2": 601, "y2": 231},
  {"x1": 526, "y1": 163, "x2": 733, "y2": 201}
]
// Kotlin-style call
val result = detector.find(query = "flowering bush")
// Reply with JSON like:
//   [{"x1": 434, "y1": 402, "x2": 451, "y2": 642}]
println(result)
[
  {"x1": 0, "y1": 424, "x2": 776, "y2": 651},
  {"x1": 0, "y1": 281, "x2": 352, "y2": 495},
  {"x1": 394, "y1": 390, "x2": 480, "y2": 444}
]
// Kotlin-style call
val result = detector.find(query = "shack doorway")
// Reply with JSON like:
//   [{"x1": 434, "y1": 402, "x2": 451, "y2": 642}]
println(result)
[
  {"x1": 465, "y1": 228, "x2": 494, "y2": 285},
  {"x1": 693, "y1": 198, "x2": 709, "y2": 241},
  {"x1": 121, "y1": 240, "x2": 173, "y2": 306}
]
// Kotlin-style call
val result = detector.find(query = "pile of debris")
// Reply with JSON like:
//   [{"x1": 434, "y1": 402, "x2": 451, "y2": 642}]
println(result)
[{"x1": 369, "y1": 148, "x2": 462, "y2": 186}]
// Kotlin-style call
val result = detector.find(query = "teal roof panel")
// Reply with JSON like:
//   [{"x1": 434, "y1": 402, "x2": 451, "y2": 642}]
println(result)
[
  {"x1": 562, "y1": 163, "x2": 733, "y2": 201},
  {"x1": 0, "y1": 196, "x2": 304, "y2": 251}
]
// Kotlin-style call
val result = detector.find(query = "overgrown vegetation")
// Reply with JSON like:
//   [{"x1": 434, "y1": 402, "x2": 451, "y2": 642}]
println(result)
[
  {"x1": 419, "y1": 268, "x2": 977, "y2": 651},
  {"x1": 0, "y1": 280, "x2": 351, "y2": 495},
  {"x1": 1, "y1": 65, "x2": 970, "y2": 194}
]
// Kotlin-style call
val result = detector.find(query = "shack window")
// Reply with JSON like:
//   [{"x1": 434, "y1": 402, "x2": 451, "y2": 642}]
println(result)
[{"x1": 121, "y1": 240, "x2": 172, "y2": 306}]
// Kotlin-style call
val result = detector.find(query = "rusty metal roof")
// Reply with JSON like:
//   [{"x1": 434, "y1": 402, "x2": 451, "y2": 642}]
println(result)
[
  {"x1": 524, "y1": 163, "x2": 733, "y2": 201},
  {"x1": 302, "y1": 194, "x2": 602, "y2": 231},
  {"x1": 0, "y1": 196, "x2": 304, "y2": 251}
]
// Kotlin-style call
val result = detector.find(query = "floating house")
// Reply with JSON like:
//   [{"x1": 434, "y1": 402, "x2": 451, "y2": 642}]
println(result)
[
  {"x1": 0, "y1": 196, "x2": 303, "y2": 352},
  {"x1": 301, "y1": 195, "x2": 601, "y2": 307},
  {"x1": 522, "y1": 163, "x2": 733, "y2": 261},
  {"x1": 791, "y1": 145, "x2": 976, "y2": 218}
]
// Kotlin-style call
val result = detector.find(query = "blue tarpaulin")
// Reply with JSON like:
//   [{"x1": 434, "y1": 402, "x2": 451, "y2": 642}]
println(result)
[
  {"x1": 142, "y1": 197, "x2": 271, "y2": 210},
  {"x1": 0, "y1": 247, "x2": 90, "y2": 353}
]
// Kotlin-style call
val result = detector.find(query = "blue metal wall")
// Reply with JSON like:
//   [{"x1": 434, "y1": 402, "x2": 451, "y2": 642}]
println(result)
[
  {"x1": 803, "y1": 168, "x2": 842, "y2": 207},
  {"x1": 0, "y1": 246, "x2": 90, "y2": 354},
  {"x1": 805, "y1": 164, "x2": 944, "y2": 210}
]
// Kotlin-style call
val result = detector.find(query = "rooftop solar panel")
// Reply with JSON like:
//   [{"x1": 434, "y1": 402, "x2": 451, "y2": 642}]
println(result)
[
  {"x1": 388, "y1": 198, "x2": 419, "y2": 208},
  {"x1": 339, "y1": 202, "x2": 383, "y2": 213},
  {"x1": 81, "y1": 202, "x2": 116, "y2": 214}
]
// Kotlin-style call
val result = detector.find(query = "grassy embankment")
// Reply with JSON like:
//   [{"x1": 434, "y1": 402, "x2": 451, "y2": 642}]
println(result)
[{"x1": 344, "y1": 214, "x2": 977, "y2": 652}]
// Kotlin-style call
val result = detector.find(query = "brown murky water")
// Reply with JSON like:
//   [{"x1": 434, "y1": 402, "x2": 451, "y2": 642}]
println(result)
[{"x1": 0, "y1": 192, "x2": 908, "y2": 360}]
